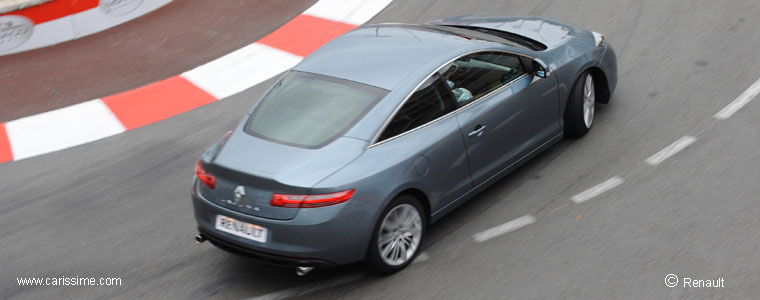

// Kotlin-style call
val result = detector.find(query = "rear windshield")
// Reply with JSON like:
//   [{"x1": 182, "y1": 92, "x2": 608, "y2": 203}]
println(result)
[{"x1": 246, "y1": 71, "x2": 388, "y2": 148}]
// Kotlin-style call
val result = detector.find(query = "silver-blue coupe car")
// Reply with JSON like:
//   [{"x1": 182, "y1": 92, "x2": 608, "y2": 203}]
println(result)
[{"x1": 192, "y1": 14, "x2": 617, "y2": 275}]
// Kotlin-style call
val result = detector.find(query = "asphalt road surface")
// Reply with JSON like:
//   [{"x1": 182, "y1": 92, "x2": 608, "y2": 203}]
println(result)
[{"x1": 3, "y1": 0, "x2": 760, "y2": 299}]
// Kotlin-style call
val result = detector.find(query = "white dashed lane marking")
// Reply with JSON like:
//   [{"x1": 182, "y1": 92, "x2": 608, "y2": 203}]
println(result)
[
  {"x1": 245, "y1": 60, "x2": 756, "y2": 300},
  {"x1": 570, "y1": 177, "x2": 625, "y2": 204},
  {"x1": 644, "y1": 136, "x2": 697, "y2": 166},
  {"x1": 473, "y1": 215, "x2": 536, "y2": 243},
  {"x1": 714, "y1": 77, "x2": 760, "y2": 120}
]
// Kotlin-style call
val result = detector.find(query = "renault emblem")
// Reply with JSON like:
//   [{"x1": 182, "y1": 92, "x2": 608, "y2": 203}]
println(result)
[{"x1": 233, "y1": 186, "x2": 249, "y2": 207}]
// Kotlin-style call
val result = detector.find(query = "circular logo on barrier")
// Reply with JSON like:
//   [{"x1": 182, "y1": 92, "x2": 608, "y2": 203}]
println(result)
[
  {"x1": 0, "y1": 15, "x2": 34, "y2": 52},
  {"x1": 100, "y1": 0, "x2": 144, "y2": 16}
]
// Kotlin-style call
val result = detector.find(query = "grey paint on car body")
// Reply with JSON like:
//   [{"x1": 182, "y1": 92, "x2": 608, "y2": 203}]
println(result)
[{"x1": 192, "y1": 15, "x2": 618, "y2": 266}]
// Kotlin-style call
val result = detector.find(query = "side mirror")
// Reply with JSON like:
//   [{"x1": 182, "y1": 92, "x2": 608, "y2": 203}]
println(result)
[{"x1": 532, "y1": 59, "x2": 551, "y2": 78}]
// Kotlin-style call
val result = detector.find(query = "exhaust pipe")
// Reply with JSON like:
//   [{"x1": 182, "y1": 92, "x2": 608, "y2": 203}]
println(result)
[
  {"x1": 195, "y1": 234, "x2": 206, "y2": 244},
  {"x1": 295, "y1": 266, "x2": 314, "y2": 276}
]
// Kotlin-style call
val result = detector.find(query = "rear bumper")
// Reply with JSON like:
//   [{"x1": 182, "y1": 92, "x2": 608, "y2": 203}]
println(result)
[
  {"x1": 197, "y1": 227, "x2": 335, "y2": 267},
  {"x1": 191, "y1": 180, "x2": 373, "y2": 266}
]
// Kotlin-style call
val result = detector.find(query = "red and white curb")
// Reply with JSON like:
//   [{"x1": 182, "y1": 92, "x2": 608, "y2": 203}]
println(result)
[{"x1": 0, "y1": 0, "x2": 393, "y2": 163}]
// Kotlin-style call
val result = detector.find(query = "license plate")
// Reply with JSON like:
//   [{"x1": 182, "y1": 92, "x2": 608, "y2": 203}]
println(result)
[{"x1": 215, "y1": 215, "x2": 268, "y2": 243}]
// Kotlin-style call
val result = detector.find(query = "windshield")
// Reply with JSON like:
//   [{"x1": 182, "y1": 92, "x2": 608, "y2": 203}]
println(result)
[
  {"x1": 246, "y1": 71, "x2": 388, "y2": 148},
  {"x1": 435, "y1": 25, "x2": 548, "y2": 51}
]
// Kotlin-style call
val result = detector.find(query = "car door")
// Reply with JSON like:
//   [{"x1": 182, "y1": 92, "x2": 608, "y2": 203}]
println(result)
[
  {"x1": 374, "y1": 73, "x2": 473, "y2": 213},
  {"x1": 447, "y1": 51, "x2": 560, "y2": 187}
]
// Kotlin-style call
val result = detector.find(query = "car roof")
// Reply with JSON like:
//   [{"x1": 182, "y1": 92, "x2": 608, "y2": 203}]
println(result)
[{"x1": 292, "y1": 24, "x2": 503, "y2": 90}]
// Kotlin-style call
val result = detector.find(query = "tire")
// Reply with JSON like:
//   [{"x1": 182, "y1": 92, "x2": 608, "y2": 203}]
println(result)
[
  {"x1": 564, "y1": 71, "x2": 596, "y2": 138},
  {"x1": 366, "y1": 194, "x2": 426, "y2": 275}
]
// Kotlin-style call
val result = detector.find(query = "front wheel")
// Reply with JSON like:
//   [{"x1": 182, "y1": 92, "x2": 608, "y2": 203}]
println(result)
[
  {"x1": 564, "y1": 72, "x2": 596, "y2": 138},
  {"x1": 366, "y1": 195, "x2": 425, "y2": 274}
]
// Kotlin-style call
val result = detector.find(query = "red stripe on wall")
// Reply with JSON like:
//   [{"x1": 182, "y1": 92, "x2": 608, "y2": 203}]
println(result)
[
  {"x1": 0, "y1": 123, "x2": 13, "y2": 163},
  {"x1": 0, "y1": 0, "x2": 98, "y2": 24},
  {"x1": 258, "y1": 14, "x2": 357, "y2": 57},
  {"x1": 102, "y1": 76, "x2": 217, "y2": 131},
  {"x1": 70, "y1": 0, "x2": 99, "y2": 14}
]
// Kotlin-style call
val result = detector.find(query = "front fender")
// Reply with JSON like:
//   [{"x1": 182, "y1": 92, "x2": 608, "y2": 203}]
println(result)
[
  {"x1": 543, "y1": 31, "x2": 614, "y2": 117},
  {"x1": 598, "y1": 44, "x2": 618, "y2": 101}
]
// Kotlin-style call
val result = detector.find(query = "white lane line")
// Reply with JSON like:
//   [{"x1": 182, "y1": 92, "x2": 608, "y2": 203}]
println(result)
[
  {"x1": 412, "y1": 252, "x2": 430, "y2": 264},
  {"x1": 644, "y1": 136, "x2": 697, "y2": 166},
  {"x1": 715, "y1": 77, "x2": 760, "y2": 120},
  {"x1": 570, "y1": 176, "x2": 625, "y2": 204},
  {"x1": 473, "y1": 215, "x2": 535, "y2": 243},
  {"x1": 243, "y1": 274, "x2": 363, "y2": 300}
]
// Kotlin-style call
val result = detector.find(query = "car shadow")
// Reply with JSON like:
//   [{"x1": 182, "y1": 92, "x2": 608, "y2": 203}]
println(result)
[{"x1": 208, "y1": 251, "x2": 368, "y2": 298}]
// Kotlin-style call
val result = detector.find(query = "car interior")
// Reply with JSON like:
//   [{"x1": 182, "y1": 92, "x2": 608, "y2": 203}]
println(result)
[
  {"x1": 377, "y1": 52, "x2": 528, "y2": 143},
  {"x1": 443, "y1": 52, "x2": 526, "y2": 106},
  {"x1": 378, "y1": 74, "x2": 457, "y2": 142}
]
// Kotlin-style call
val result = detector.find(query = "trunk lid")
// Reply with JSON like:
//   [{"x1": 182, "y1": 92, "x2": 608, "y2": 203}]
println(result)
[{"x1": 200, "y1": 131, "x2": 367, "y2": 220}]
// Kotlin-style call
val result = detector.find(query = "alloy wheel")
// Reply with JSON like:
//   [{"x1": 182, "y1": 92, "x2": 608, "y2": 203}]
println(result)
[
  {"x1": 583, "y1": 73, "x2": 595, "y2": 128},
  {"x1": 377, "y1": 204, "x2": 422, "y2": 266}
]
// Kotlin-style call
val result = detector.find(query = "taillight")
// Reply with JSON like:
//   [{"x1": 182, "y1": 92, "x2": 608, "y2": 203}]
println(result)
[
  {"x1": 195, "y1": 160, "x2": 216, "y2": 189},
  {"x1": 271, "y1": 189, "x2": 355, "y2": 208}
]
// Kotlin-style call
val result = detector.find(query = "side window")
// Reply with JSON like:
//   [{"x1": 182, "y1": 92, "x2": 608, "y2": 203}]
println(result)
[
  {"x1": 377, "y1": 74, "x2": 457, "y2": 142},
  {"x1": 440, "y1": 52, "x2": 526, "y2": 107}
]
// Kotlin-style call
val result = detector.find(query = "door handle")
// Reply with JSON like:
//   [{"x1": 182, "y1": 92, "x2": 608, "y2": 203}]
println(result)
[{"x1": 468, "y1": 125, "x2": 486, "y2": 137}]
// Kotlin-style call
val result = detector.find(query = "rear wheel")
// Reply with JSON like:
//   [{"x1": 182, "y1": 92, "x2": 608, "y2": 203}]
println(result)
[
  {"x1": 564, "y1": 72, "x2": 596, "y2": 137},
  {"x1": 366, "y1": 195, "x2": 425, "y2": 274}
]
